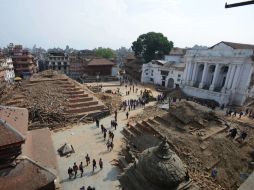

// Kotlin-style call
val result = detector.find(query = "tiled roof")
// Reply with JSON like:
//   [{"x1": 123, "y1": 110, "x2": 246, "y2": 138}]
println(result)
[
  {"x1": 0, "y1": 106, "x2": 28, "y2": 136},
  {"x1": 0, "y1": 157, "x2": 56, "y2": 190},
  {"x1": 211, "y1": 41, "x2": 254, "y2": 51},
  {"x1": 87, "y1": 58, "x2": 115, "y2": 66},
  {"x1": 0, "y1": 121, "x2": 25, "y2": 147}
]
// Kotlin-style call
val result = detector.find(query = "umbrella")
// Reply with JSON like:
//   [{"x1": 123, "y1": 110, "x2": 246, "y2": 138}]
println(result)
[{"x1": 14, "y1": 77, "x2": 22, "y2": 81}]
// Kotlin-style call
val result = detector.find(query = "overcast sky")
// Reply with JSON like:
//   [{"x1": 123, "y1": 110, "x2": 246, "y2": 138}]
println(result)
[{"x1": 1, "y1": 0, "x2": 254, "y2": 49}]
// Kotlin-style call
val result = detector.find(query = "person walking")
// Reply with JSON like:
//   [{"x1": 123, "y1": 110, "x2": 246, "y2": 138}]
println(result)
[
  {"x1": 68, "y1": 167, "x2": 73, "y2": 179},
  {"x1": 114, "y1": 110, "x2": 118, "y2": 121},
  {"x1": 103, "y1": 130, "x2": 107, "y2": 141},
  {"x1": 95, "y1": 118, "x2": 99, "y2": 128},
  {"x1": 126, "y1": 111, "x2": 129, "y2": 119},
  {"x1": 79, "y1": 162, "x2": 84, "y2": 177},
  {"x1": 111, "y1": 132, "x2": 114, "y2": 142},
  {"x1": 85, "y1": 154, "x2": 90, "y2": 166},
  {"x1": 99, "y1": 158, "x2": 103, "y2": 170},
  {"x1": 73, "y1": 162, "x2": 78, "y2": 178},
  {"x1": 114, "y1": 121, "x2": 118, "y2": 130},
  {"x1": 101, "y1": 124, "x2": 104, "y2": 134},
  {"x1": 92, "y1": 159, "x2": 97, "y2": 172}
]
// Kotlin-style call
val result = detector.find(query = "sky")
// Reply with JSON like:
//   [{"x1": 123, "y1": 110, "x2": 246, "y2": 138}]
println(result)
[{"x1": 0, "y1": 0, "x2": 254, "y2": 50}]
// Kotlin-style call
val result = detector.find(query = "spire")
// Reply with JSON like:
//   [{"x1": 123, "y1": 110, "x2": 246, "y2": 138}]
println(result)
[{"x1": 155, "y1": 136, "x2": 173, "y2": 159}]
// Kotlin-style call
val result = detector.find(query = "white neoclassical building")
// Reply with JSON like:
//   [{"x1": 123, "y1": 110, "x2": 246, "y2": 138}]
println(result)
[
  {"x1": 141, "y1": 60, "x2": 185, "y2": 88},
  {"x1": 181, "y1": 41, "x2": 254, "y2": 106}
]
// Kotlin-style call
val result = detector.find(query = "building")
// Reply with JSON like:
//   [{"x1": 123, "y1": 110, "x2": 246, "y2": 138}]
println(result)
[
  {"x1": 12, "y1": 45, "x2": 37, "y2": 78},
  {"x1": 164, "y1": 47, "x2": 187, "y2": 64},
  {"x1": 0, "y1": 57, "x2": 15, "y2": 82},
  {"x1": 181, "y1": 41, "x2": 254, "y2": 106},
  {"x1": 0, "y1": 106, "x2": 57, "y2": 190},
  {"x1": 85, "y1": 58, "x2": 115, "y2": 76},
  {"x1": 68, "y1": 54, "x2": 85, "y2": 79},
  {"x1": 43, "y1": 50, "x2": 70, "y2": 75},
  {"x1": 141, "y1": 60, "x2": 185, "y2": 88}
]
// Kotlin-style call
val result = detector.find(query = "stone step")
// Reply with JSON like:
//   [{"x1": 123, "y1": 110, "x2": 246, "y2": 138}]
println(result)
[
  {"x1": 122, "y1": 127, "x2": 136, "y2": 139},
  {"x1": 135, "y1": 122, "x2": 153, "y2": 134},
  {"x1": 66, "y1": 105, "x2": 104, "y2": 114},
  {"x1": 68, "y1": 97, "x2": 93, "y2": 103},
  {"x1": 141, "y1": 120, "x2": 160, "y2": 136},
  {"x1": 128, "y1": 124, "x2": 143, "y2": 136},
  {"x1": 147, "y1": 117, "x2": 160, "y2": 126},
  {"x1": 5, "y1": 100, "x2": 23, "y2": 106},
  {"x1": 68, "y1": 94, "x2": 89, "y2": 98},
  {"x1": 68, "y1": 101, "x2": 98, "y2": 108},
  {"x1": 64, "y1": 90, "x2": 84, "y2": 95}
]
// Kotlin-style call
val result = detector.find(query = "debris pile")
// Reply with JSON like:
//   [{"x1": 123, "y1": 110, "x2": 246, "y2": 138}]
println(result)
[{"x1": 121, "y1": 101, "x2": 254, "y2": 190}]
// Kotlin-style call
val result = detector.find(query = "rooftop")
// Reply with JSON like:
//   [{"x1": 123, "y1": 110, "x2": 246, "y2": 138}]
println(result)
[
  {"x1": 0, "y1": 157, "x2": 56, "y2": 190},
  {"x1": 210, "y1": 41, "x2": 254, "y2": 51},
  {"x1": 87, "y1": 58, "x2": 115, "y2": 66}
]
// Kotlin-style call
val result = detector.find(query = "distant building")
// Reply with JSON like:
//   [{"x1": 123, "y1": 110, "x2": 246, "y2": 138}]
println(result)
[
  {"x1": 141, "y1": 60, "x2": 185, "y2": 88},
  {"x1": 85, "y1": 58, "x2": 115, "y2": 76},
  {"x1": 43, "y1": 50, "x2": 70, "y2": 75},
  {"x1": 12, "y1": 45, "x2": 37, "y2": 78},
  {"x1": 69, "y1": 54, "x2": 85, "y2": 79},
  {"x1": 0, "y1": 57, "x2": 15, "y2": 82},
  {"x1": 182, "y1": 41, "x2": 254, "y2": 106},
  {"x1": 164, "y1": 47, "x2": 187, "y2": 64}
]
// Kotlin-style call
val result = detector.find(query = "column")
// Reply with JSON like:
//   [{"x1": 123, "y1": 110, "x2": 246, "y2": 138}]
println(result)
[
  {"x1": 190, "y1": 63, "x2": 198, "y2": 86},
  {"x1": 209, "y1": 64, "x2": 220, "y2": 91},
  {"x1": 221, "y1": 65, "x2": 232, "y2": 92},
  {"x1": 199, "y1": 63, "x2": 208, "y2": 88},
  {"x1": 184, "y1": 62, "x2": 191, "y2": 84},
  {"x1": 226, "y1": 65, "x2": 236, "y2": 89},
  {"x1": 182, "y1": 63, "x2": 188, "y2": 83},
  {"x1": 187, "y1": 62, "x2": 193, "y2": 85},
  {"x1": 231, "y1": 65, "x2": 241, "y2": 90}
]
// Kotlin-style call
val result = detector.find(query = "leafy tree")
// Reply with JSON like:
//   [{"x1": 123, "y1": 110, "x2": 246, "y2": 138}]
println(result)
[
  {"x1": 132, "y1": 32, "x2": 173, "y2": 62},
  {"x1": 95, "y1": 47, "x2": 115, "y2": 59}
]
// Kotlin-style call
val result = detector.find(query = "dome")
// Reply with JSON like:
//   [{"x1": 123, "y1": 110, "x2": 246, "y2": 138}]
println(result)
[{"x1": 137, "y1": 137, "x2": 187, "y2": 188}]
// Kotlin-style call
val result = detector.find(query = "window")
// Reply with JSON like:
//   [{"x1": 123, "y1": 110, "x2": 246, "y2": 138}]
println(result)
[
  {"x1": 177, "y1": 79, "x2": 181, "y2": 82},
  {"x1": 150, "y1": 78, "x2": 154, "y2": 82},
  {"x1": 151, "y1": 70, "x2": 154, "y2": 76},
  {"x1": 178, "y1": 74, "x2": 181, "y2": 77},
  {"x1": 162, "y1": 76, "x2": 166, "y2": 80}
]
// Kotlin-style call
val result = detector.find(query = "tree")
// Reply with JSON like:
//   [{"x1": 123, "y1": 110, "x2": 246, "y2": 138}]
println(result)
[
  {"x1": 95, "y1": 47, "x2": 115, "y2": 59},
  {"x1": 132, "y1": 32, "x2": 173, "y2": 62}
]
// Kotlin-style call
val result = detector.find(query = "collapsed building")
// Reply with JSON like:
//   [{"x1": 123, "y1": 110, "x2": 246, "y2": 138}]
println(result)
[
  {"x1": 0, "y1": 70, "x2": 109, "y2": 129},
  {"x1": 120, "y1": 101, "x2": 254, "y2": 189},
  {"x1": 120, "y1": 138, "x2": 198, "y2": 190}
]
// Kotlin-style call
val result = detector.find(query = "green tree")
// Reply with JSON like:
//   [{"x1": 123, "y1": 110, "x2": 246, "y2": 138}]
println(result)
[
  {"x1": 95, "y1": 47, "x2": 115, "y2": 59},
  {"x1": 132, "y1": 32, "x2": 173, "y2": 62}
]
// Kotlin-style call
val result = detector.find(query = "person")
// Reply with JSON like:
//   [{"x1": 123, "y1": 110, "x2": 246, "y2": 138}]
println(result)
[
  {"x1": 103, "y1": 130, "x2": 107, "y2": 141},
  {"x1": 95, "y1": 118, "x2": 99, "y2": 128},
  {"x1": 240, "y1": 131, "x2": 247, "y2": 141},
  {"x1": 87, "y1": 186, "x2": 92, "y2": 190},
  {"x1": 68, "y1": 167, "x2": 73, "y2": 179},
  {"x1": 92, "y1": 159, "x2": 97, "y2": 172},
  {"x1": 99, "y1": 158, "x2": 103, "y2": 170},
  {"x1": 126, "y1": 111, "x2": 129, "y2": 119},
  {"x1": 73, "y1": 162, "x2": 78, "y2": 178},
  {"x1": 114, "y1": 110, "x2": 118, "y2": 121},
  {"x1": 85, "y1": 154, "x2": 90, "y2": 166},
  {"x1": 211, "y1": 168, "x2": 218, "y2": 178},
  {"x1": 114, "y1": 121, "x2": 118, "y2": 130},
  {"x1": 229, "y1": 128, "x2": 237, "y2": 139},
  {"x1": 101, "y1": 124, "x2": 104, "y2": 134},
  {"x1": 106, "y1": 139, "x2": 111, "y2": 151},
  {"x1": 111, "y1": 132, "x2": 114, "y2": 142},
  {"x1": 79, "y1": 162, "x2": 84, "y2": 177},
  {"x1": 239, "y1": 111, "x2": 243, "y2": 119}
]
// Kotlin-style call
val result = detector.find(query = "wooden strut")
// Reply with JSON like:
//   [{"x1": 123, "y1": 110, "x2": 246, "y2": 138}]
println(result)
[{"x1": 225, "y1": 0, "x2": 254, "y2": 8}]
